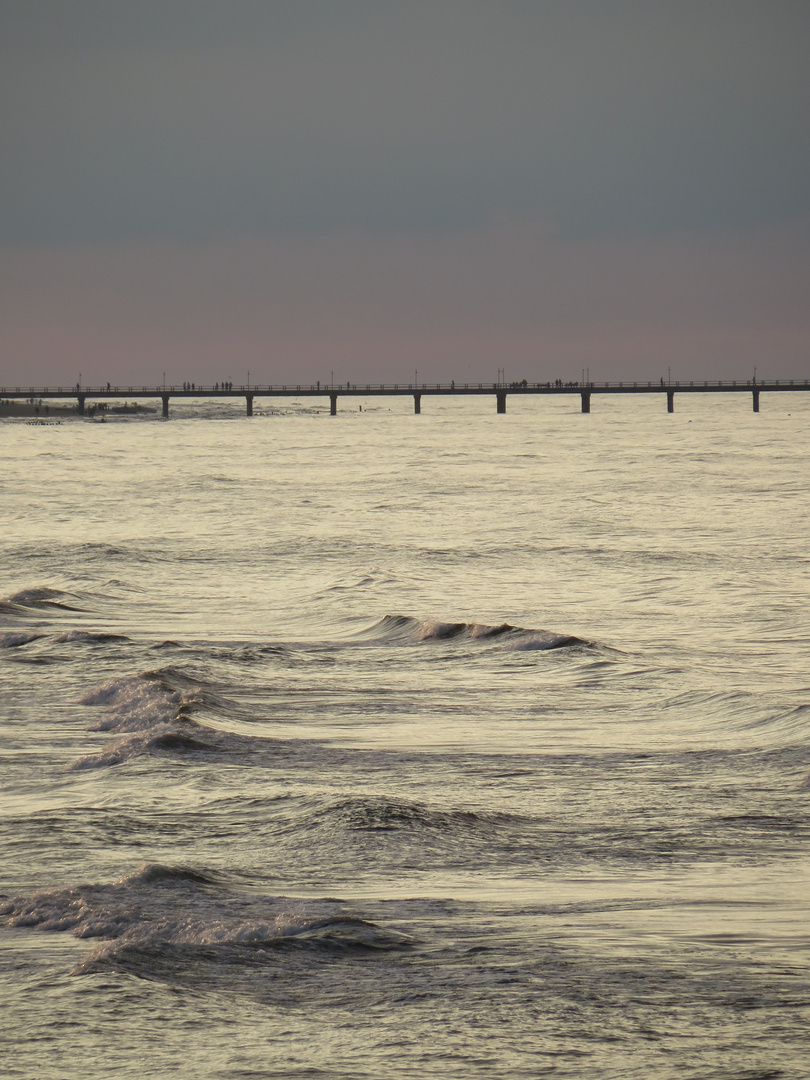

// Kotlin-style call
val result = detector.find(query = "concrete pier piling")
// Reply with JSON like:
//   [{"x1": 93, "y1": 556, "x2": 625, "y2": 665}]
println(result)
[
  {"x1": 246, "y1": 394, "x2": 253, "y2": 417},
  {"x1": 162, "y1": 395, "x2": 170, "y2": 419},
  {"x1": 414, "y1": 393, "x2": 421, "y2": 414},
  {"x1": 77, "y1": 394, "x2": 85, "y2": 415},
  {"x1": 496, "y1": 390, "x2": 507, "y2": 414},
  {"x1": 753, "y1": 389, "x2": 760, "y2": 412},
  {"x1": 330, "y1": 392, "x2": 338, "y2": 416},
  {"x1": 667, "y1": 390, "x2": 675, "y2": 413},
  {"x1": 581, "y1": 391, "x2": 591, "y2": 413}
]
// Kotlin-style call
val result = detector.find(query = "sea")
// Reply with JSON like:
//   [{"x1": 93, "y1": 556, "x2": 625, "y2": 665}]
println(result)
[{"x1": 1, "y1": 391, "x2": 808, "y2": 1080}]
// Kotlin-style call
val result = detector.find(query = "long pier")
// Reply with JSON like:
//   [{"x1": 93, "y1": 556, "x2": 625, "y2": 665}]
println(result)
[{"x1": 1, "y1": 379, "x2": 808, "y2": 418}]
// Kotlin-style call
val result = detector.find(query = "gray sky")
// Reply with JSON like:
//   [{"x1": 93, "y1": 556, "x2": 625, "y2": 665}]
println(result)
[{"x1": 1, "y1": 0, "x2": 808, "y2": 385}]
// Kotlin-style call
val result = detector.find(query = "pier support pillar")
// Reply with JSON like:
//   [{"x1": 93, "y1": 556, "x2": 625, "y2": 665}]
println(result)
[
  {"x1": 246, "y1": 394, "x2": 253, "y2": 417},
  {"x1": 581, "y1": 391, "x2": 591, "y2": 413},
  {"x1": 330, "y1": 392, "x2": 338, "y2": 416},
  {"x1": 162, "y1": 394, "x2": 170, "y2": 419},
  {"x1": 77, "y1": 394, "x2": 85, "y2": 415},
  {"x1": 414, "y1": 393, "x2": 421, "y2": 414},
  {"x1": 752, "y1": 389, "x2": 760, "y2": 413},
  {"x1": 667, "y1": 390, "x2": 675, "y2": 413},
  {"x1": 496, "y1": 390, "x2": 507, "y2": 414}
]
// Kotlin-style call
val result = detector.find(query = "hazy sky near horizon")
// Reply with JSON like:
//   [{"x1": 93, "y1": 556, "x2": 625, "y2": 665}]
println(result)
[{"x1": 1, "y1": 0, "x2": 809, "y2": 385}]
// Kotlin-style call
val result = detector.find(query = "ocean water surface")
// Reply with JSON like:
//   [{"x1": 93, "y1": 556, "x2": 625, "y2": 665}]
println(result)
[{"x1": 1, "y1": 393, "x2": 808, "y2": 1078}]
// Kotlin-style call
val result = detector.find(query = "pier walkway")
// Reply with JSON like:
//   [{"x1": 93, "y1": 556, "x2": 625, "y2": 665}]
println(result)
[{"x1": 1, "y1": 379, "x2": 808, "y2": 418}]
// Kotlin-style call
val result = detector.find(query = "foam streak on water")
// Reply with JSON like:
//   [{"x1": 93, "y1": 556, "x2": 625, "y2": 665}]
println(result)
[{"x1": 1, "y1": 395, "x2": 809, "y2": 1078}]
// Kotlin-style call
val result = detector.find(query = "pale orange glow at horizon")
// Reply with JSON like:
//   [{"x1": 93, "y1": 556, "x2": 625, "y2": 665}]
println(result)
[{"x1": 2, "y1": 218, "x2": 808, "y2": 386}]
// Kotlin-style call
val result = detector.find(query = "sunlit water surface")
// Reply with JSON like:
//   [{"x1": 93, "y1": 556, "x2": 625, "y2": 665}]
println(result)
[{"x1": 2, "y1": 394, "x2": 808, "y2": 1079}]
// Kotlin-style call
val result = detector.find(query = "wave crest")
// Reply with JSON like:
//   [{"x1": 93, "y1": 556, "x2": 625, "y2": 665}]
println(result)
[
  {"x1": 363, "y1": 614, "x2": 589, "y2": 650},
  {"x1": 3, "y1": 587, "x2": 81, "y2": 611},
  {"x1": 318, "y1": 795, "x2": 494, "y2": 835}
]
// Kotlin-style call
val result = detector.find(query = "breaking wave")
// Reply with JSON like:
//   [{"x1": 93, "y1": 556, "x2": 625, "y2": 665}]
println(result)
[
  {"x1": 79, "y1": 670, "x2": 204, "y2": 733},
  {"x1": 71, "y1": 666, "x2": 297, "y2": 769},
  {"x1": 1, "y1": 863, "x2": 413, "y2": 984}
]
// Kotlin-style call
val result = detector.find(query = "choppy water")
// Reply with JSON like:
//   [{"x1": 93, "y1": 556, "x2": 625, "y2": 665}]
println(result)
[{"x1": 2, "y1": 394, "x2": 809, "y2": 1079}]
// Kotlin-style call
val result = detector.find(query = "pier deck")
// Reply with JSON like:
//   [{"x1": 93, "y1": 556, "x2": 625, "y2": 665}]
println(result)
[{"x1": 1, "y1": 379, "x2": 807, "y2": 417}]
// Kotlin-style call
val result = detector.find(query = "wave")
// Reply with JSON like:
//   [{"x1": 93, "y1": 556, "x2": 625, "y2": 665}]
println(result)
[
  {"x1": 313, "y1": 795, "x2": 510, "y2": 836},
  {"x1": 70, "y1": 723, "x2": 222, "y2": 769},
  {"x1": 361, "y1": 614, "x2": 590, "y2": 650},
  {"x1": 72, "y1": 667, "x2": 295, "y2": 768},
  {"x1": 2, "y1": 586, "x2": 83, "y2": 611},
  {"x1": 119, "y1": 863, "x2": 222, "y2": 888},
  {"x1": 71, "y1": 668, "x2": 216, "y2": 767},
  {"x1": 0, "y1": 631, "x2": 44, "y2": 648},
  {"x1": 1, "y1": 628, "x2": 130, "y2": 650},
  {"x1": 78, "y1": 667, "x2": 217, "y2": 731},
  {"x1": 77, "y1": 542, "x2": 130, "y2": 558},
  {"x1": 52, "y1": 629, "x2": 130, "y2": 644},
  {"x1": 1, "y1": 864, "x2": 413, "y2": 984},
  {"x1": 80, "y1": 675, "x2": 199, "y2": 734},
  {"x1": 661, "y1": 689, "x2": 810, "y2": 741},
  {"x1": 70, "y1": 715, "x2": 301, "y2": 770}
]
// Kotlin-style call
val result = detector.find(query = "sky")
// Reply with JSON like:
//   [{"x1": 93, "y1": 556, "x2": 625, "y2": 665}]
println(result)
[{"x1": 1, "y1": 0, "x2": 808, "y2": 387}]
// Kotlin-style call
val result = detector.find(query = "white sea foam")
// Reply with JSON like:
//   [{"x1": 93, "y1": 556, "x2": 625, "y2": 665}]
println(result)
[
  {"x1": 1, "y1": 866, "x2": 412, "y2": 970},
  {"x1": 80, "y1": 673, "x2": 200, "y2": 733}
]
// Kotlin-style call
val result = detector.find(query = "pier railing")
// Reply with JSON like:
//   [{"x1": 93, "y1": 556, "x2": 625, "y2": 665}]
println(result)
[{"x1": 2, "y1": 379, "x2": 809, "y2": 394}]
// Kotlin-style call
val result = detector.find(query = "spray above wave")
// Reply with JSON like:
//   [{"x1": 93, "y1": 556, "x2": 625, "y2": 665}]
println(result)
[{"x1": 363, "y1": 614, "x2": 590, "y2": 651}]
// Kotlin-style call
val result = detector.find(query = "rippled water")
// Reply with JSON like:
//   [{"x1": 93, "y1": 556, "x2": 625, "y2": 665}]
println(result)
[{"x1": 2, "y1": 394, "x2": 809, "y2": 1079}]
